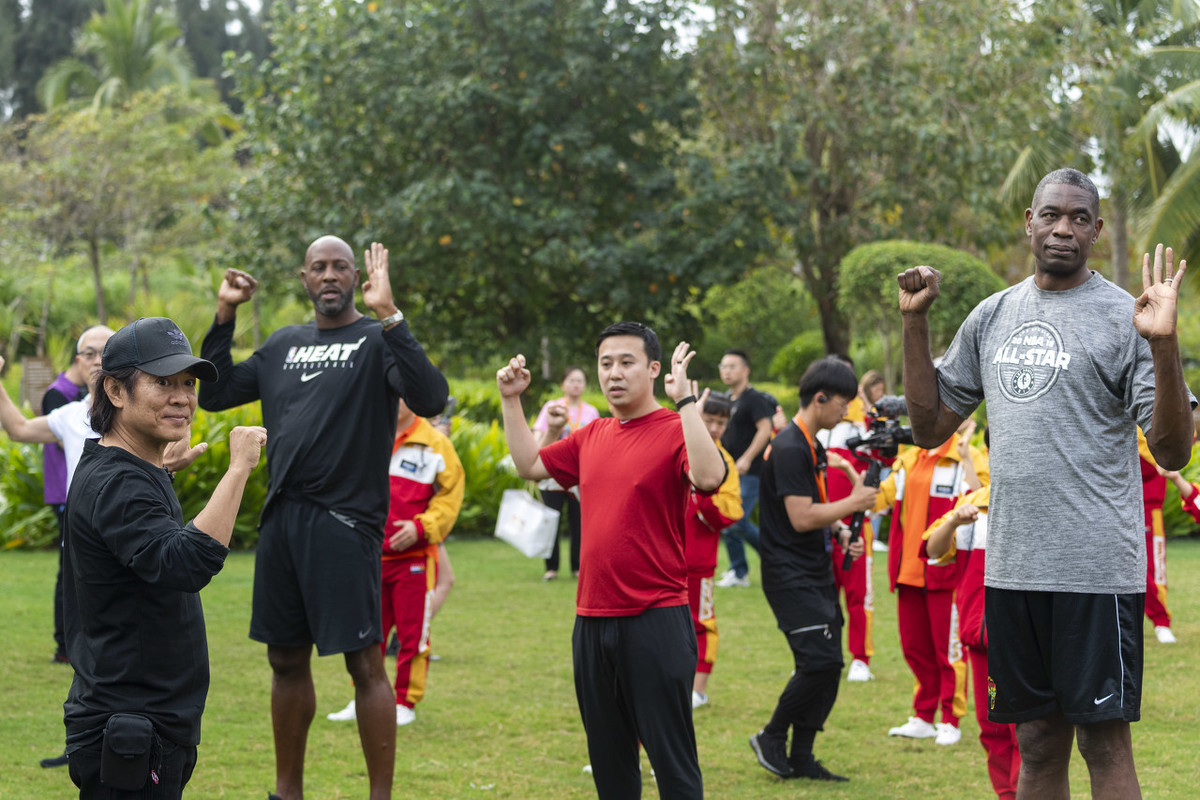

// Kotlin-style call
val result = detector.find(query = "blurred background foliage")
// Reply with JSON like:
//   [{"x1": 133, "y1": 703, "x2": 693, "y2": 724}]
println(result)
[{"x1": 3, "y1": 0, "x2": 1200, "y2": 547}]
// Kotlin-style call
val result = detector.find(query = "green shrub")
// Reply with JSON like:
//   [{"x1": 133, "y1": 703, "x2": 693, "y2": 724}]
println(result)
[
  {"x1": 448, "y1": 418, "x2": 529, "y2": 536},
  {"x1": 0, "y1": 438, "x2": 58, "y2": 549},
  {"x1": 768, "y1": 330, "x2": 826, "y2": 386}
]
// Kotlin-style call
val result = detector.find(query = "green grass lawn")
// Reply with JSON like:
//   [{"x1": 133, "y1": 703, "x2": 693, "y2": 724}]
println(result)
[{"x1": 4, "y1": 537, "x2": 1200, "y2": 798}]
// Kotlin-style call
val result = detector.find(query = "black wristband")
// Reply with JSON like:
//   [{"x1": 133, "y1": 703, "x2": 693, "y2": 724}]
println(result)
[{"x1": 674, "y1": 395, "x2": 697, "y2": 411}]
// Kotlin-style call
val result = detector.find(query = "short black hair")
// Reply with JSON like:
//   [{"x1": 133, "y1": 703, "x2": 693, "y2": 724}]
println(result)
[
  {"x1": 723, "y1": 349, "x2": 750, "y2": 368},
  {"x1": 701, "y1": 390, "x2": 733, "y2": 418},
  {"x1": 562, "y1": 365, "x2": 586, "y2": 381},
  {"x1": 798, "y1": 357, "x2": 858, "y2": 408},
  {"x1": 89, "y1": 366, "x2": 140, "y2": 436},
  {"x1": 596, "y1": 321, "x2": 661, "y2": 363},
  {"x1": 1032, "y1": 168, "x2": 1100, "y2": 218},
  {"x1": 831, "y1": 353, "x2": 855, "y2": 371}
]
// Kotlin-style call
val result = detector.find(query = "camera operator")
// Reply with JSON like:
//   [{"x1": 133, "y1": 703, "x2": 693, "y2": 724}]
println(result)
[
  {"x1": 749, "y1": 357, "x2": 875, "y2": 782},
  {"x1": 815, "y1": 371, "x2": 890, "y2": 683}
]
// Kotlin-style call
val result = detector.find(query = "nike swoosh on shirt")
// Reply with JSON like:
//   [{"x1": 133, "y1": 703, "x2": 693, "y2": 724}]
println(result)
[
  {"x1": 300, "y1": 371, "x2": 323, "y2": 382},
  {"x1": 1093, "y1": 694, "x2": 1115, "y2": 705},
  {"x1": 358, "y1": 628, "x2": 373, "y2": 639}
]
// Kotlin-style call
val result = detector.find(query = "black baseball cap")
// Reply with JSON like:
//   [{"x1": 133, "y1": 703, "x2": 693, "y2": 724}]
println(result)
[{"x1": 102, "y1": 317, "x2": 218, "y2": 382}]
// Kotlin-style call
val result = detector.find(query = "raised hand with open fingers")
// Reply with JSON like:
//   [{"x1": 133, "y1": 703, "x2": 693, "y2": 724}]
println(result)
[
  {"x1": 1134, "y1": 243, "x2": 1187, "y2": 341},
  {"x1": 663, "y1": 341, "x2": 697, "y2": 403}
]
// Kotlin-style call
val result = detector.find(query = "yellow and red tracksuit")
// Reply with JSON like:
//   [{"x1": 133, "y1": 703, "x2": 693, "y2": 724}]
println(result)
[
  {"x1": 821, "y1": 410, "x2": 875, "y2": 666},
  {"x1": 923, "y1": 487, "x2": 1020, "y2": 800},
  {"x1": 382, "y1": 416, "x2": 464, "y2": 709},
  {"x1": 877, "y1": 433, "x2": 987, "y2": 728},
  {"x1": 685, "y1": 445, "x2": 743, "y2": 674}
]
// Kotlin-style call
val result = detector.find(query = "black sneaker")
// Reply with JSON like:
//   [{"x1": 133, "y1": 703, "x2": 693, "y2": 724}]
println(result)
[
  {"x1": 40, "y1": 753, "x2": 69, "y2": 768},
  {"x1": 749, "y1": 731, "x2": 792, "y2": 778},
  {"x1": 791, "y1": 758, "x2": 849, "y2": 782}
]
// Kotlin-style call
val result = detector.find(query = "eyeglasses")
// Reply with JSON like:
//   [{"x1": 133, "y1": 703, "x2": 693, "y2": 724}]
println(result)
[{"x1": 77, "y1": 348, "x2": 102, "y2": 359}]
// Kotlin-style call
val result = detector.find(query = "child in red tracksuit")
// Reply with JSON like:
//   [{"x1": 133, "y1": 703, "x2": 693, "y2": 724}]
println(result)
[
  {"x1": 685, "y1": 391, "x2": 744, "y2": 709},
  {"x1": 327, "y1": 398, "x2": 464, "y2": 725},
  {"x1": 1144, "y1": 440, "x2": 1200, "y2": 643},
  {"x1": 876, "y1": 419, "x2": 987, "y2": 745},
  {"x1": 924, "y1": 484, "x2": 1020, "y2": 800}
]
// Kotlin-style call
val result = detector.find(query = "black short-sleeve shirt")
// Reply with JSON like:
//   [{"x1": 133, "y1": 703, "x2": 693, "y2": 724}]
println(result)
[
  {"x1": 720, "y1": 386, "x2": 775, "y2": 476},
  {"x1": 759, "y1": 422, "x2": 835, "y2": 590}
]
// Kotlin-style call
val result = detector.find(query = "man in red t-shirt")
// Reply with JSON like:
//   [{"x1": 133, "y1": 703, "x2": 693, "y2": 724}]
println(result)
[{"x1": 498, "y1": 322, "x2": 726, "y2": 800}]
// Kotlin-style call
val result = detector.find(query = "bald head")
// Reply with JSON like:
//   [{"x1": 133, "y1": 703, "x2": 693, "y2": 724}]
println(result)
[
  {"x1": 305, "y1": 235, "x2": 355, "y2": 266},
  {"x1": 69, "y1": 325, "x2": 116, "y2": 386}
]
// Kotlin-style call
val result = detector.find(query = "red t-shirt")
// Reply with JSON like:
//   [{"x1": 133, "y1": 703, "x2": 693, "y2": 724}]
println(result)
[{"x1": 540, "y1": 407, "x2": 692, "y2": 616}]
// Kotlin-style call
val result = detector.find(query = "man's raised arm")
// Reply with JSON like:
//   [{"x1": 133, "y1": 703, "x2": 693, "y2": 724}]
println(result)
[
  {"x1": 664, "y1": 342, "x2": 725, "y2": 492},
  {"x1": 497, "y1": 354, "x2": 551, "y2": 481},
  {"x1": 0, "y1": 355, "x2": 58, "y2": 444},
  {"x1": 898, "y1": 265, "x2": 964, "y2": 447},
  {"x1": 1135, "y1": 245, "x2": 1195, "y2": 470}
]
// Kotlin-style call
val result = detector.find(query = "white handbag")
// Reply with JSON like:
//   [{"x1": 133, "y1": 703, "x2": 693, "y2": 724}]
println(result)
[{"x1": 494, "y1": 489, "x2": 561, "y2": 559}]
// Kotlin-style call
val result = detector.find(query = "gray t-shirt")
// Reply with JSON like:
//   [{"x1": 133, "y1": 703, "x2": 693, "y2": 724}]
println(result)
[{"x1": 936, "y1": 271, "x2": 1191, "y2": 594}]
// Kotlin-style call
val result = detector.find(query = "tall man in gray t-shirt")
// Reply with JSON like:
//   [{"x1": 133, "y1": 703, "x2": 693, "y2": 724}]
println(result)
[{"x1": 898, "y1": 168, "x2": 1193, "y2": 799}]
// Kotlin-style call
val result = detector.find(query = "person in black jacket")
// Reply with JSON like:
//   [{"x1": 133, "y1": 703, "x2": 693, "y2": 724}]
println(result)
[
  {"x1": 64, "y1": 317, "x2": 264, "y2": 799},
  {"x1": 198, "y1": 238, "x2": 447, "y2": 800}
]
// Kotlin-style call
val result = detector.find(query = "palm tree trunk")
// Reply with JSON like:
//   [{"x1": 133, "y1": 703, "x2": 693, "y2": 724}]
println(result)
[{"x1": 1110, "y1": 189, "x2": 1129, "y2": 291}]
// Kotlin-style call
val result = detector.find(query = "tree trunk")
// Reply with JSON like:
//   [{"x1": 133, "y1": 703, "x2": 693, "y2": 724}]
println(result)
[
  {"x1": 89, "y1": 238, "x2": 108, "y2": 325},
  {"x1": 816, "y1": 290, "x2": 849, "y2": 358},
  {"x1": 540, "y1": 335, "x2": 552, "y2": 382}
]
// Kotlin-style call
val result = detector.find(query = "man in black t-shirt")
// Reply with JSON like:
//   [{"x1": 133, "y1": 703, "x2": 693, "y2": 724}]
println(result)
[
  {"x1": 716, "y1": 350, "x2": 776, "y2": 587},
  {"x1": 750, "y1": 357, "x2": 877, "y2": 783},
  {"x1": 64, "y1": 317, "x2": 264, "y2": 799},
  {"x1": 199, "y1": 239, "x2": 447, "y2": 800}
]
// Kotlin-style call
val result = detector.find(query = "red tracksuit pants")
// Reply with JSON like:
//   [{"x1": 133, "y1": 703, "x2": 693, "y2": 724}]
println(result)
[
  {"x1": 896, "y1": 584, "x2": 965, "y2": 726},
  {"x1": 687, "y1": 573, "x2": 717, "y2": 674},
  {"x1": 381, "y1": 553, "x2": 437, "y2": 708},
  {"x1": 831, "y1": 526, "x2": 874, "y2": 664},
  {"x1": 968, "y1": 646, "x2": 1019, "y2": 799},
  {"x1": 1144, "y1": 517, "x2": 1171, "y2": 627}
]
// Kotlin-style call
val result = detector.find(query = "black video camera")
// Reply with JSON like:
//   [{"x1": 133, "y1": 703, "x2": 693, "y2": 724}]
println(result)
[{"x1": 844, "y1": 395, "x2": 913, "y2": 460}]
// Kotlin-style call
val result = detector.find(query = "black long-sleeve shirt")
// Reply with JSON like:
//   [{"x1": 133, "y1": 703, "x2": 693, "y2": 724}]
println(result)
[
  {"x1": 199, "y1": 316, "x2": 448, "y2": 534},
  {"x1": 64, "y1": 440, "x2": 229, "y2": 749}
]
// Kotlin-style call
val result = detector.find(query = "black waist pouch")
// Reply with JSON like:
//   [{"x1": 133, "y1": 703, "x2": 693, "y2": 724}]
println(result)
[{"x1": 101, "y1": 713, "x2": 156, "y2": 791}]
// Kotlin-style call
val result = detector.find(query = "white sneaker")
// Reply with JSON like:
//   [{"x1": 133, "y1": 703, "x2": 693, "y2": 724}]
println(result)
[
  {"x1": 715, "y1": 570, "x2": 750, "y2": 588},
  {"x1": 847, "y1": 659, "x2": 874, "y2": 682},
  {"x1": 934, "y1": 723, "x2": 962, "y2": 746},
  {"x1": 326, "y1": 700, "x2": 356, "y2": 721},
  {"x1": 396, "y1": 705, "x2": 416, "y2": 725},
  {"x1": 691, "y1": 691, "x2": 709, "y2": 709},
  {"x1": 1155, "y1": 626, "x2": 1177, "y2": 643},
  {"x1": 888, "y1": 716, "x2": 937, "y2": 738}
]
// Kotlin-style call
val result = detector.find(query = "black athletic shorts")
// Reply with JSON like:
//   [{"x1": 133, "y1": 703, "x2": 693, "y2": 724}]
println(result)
[
  {"x1": 985, "y1": 587, "x2": 1143, "y2": 725},
  {"x1": 250, "y1": 497, "x2": 384, "y2": 656}
]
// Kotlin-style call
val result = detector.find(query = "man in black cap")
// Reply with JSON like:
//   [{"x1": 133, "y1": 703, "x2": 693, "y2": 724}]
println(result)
[{"x1": 63, "y1": 317, "x2": 266, "y2": 799}]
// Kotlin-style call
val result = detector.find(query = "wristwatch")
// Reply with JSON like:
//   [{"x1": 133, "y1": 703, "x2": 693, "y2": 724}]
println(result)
[{"x1": 379, "y1": 309, "x2": 405, "y2": 328}]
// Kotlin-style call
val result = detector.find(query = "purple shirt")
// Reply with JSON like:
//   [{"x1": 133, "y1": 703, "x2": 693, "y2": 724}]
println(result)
[{"x1": 42, "y1": 372, "x2": 85, "y2": 504}]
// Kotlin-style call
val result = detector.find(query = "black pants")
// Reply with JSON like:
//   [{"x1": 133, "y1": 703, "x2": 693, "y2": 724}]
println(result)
[
  {"x1": 68, "y1": 737, "x2": 196, "y2": 800},
  {"x1": 573, "y1": 606, "x2": 702, "y2": 800},
  {"x1": 541, "y1": 490, "x2": 581, "y2": 573},
  {"x1": 763, "y1": 585, "x2": 844, "y2": 762},
  {"x1": 54, "y1": 504, "x2": 67, "y2": 656}
]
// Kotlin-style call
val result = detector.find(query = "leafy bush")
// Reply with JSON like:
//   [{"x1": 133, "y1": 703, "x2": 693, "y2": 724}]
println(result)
[
  {"x1": 838, "y1": 240, "x2": 1005, "y2": 387},
  {"x1": 0, "y1": 438, "x2": 58, "y2": 549},
  {"x1": 448, "y1": 418, "x2": 529, "y2": 536},
  {"x1": 768, "y1": 330, "x2": 826, "y2": 386}
]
